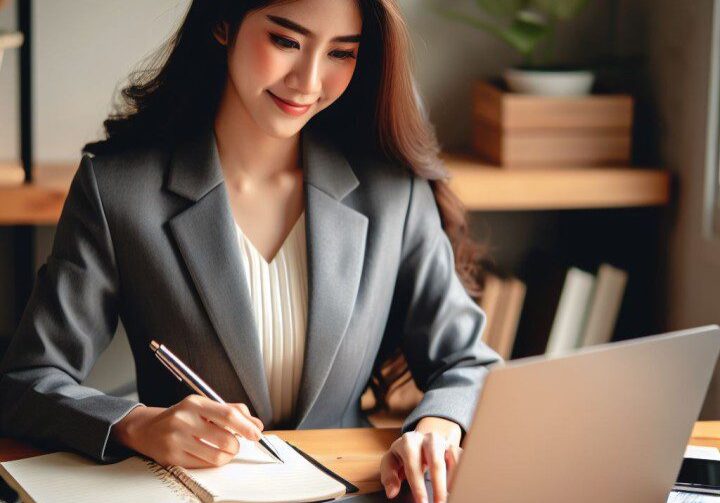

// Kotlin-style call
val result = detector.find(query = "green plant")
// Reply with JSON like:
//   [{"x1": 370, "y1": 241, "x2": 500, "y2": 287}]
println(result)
[{"x1": 433, "y1": 0, "x2": 592, "y2": 67}]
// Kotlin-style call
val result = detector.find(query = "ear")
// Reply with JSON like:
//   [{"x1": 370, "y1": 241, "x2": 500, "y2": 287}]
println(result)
[{"x1": 213, "y1": 21, "x2": 230, "y2": 46}]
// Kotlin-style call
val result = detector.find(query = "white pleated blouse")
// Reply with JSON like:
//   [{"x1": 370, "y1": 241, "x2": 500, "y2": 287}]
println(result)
[{"x1": 233, "y1": 212, "x2": 308, "y2": 425}]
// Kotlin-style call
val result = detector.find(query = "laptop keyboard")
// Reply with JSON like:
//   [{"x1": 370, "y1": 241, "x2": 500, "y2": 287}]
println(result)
[{"x1": 668, "y1": 491, "x2": 720, "y2": 502}]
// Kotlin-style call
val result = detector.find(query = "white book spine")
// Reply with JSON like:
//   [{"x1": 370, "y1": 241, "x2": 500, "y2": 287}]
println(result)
[
  {"x1": 546, "y1": 268, "x2": 596, "y2": 357},
  {"x1": 580, "y1": 263, "x2": 628, "y2": 347}
]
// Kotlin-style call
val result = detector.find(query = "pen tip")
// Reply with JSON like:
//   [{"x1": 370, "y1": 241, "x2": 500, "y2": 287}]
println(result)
[{"x1": 149, "y1": 340, "x2": 160, "y2": 352}]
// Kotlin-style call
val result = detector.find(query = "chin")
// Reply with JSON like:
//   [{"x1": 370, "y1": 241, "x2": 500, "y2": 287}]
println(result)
[{"x1": 263, "y1": 119, "x2": 309, "y2": 139}]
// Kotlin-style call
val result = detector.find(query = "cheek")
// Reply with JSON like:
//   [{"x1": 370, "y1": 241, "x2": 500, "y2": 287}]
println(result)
[
  {"x1": 323, "y1": 64, "x2": 357, "y2": 100},
  {"x1": 239, "y1": 35, "x2": 286, "y2": 87}
]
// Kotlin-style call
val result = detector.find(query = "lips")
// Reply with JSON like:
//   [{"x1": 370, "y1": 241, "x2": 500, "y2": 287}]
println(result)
[{"x1": 267, "y1": 90, "x2": 314, "y2": 116}]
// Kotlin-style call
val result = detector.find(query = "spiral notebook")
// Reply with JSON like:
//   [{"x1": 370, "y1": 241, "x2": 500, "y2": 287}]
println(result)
[{"x1": 0, "y1": 435, "x2": 356, "y2": 503}]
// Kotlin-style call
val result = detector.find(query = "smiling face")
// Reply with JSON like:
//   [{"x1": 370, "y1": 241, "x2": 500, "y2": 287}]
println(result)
[{"x1": 216, "y1": 0, "x2": 362, "y2": 139}]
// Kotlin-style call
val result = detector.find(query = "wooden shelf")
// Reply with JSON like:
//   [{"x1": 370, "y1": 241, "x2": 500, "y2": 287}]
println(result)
[
  {"x1": 442, "y1": 153, "x2": 671, "y2": 211},
  {"x1": 0, "y1": 156, "x2": 671, "y2": 225},
  {"x1": 0, "y1": 163, "x2": 75, "y2": 225}
]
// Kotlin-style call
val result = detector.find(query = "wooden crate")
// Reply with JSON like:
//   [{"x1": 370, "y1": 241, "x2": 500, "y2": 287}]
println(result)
[{"x1": 473, "y1": 80, "x2": 634, "y2": 167}]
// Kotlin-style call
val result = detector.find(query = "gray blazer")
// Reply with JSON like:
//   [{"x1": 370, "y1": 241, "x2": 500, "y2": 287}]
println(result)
[{"x1": 0, "y1": 124, "x2": 501, "y2": 463}]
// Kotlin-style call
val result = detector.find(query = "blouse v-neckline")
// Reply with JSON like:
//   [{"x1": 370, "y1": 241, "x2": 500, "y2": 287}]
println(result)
[{"x1": 234, "y1": 211, "x2": 306, "y2": 266}]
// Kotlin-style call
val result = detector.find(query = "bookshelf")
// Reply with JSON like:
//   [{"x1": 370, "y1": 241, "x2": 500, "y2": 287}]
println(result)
[{"x1": 0, "y1": 158, "x2": 671, "y2": 225}]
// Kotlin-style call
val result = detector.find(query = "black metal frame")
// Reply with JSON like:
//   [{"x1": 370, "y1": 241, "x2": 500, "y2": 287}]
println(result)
[{"x1": 13, "y1": 0, "x2": 34, "y2": 327}]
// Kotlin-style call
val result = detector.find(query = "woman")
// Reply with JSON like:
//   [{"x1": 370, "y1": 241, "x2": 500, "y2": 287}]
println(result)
[{"x1": 0, "y1": 0, "x2": 500, "y2": 502}]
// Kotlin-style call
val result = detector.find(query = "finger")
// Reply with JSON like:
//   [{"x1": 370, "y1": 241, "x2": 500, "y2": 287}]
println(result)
[
  {"x1": 394, "y1": 434, "x2": 428, "y2": 503},
  {"x1": 184, "y1": 434, "x2": 236, "y2": 467},
  {"x1": 232, "y1": 403, "x2": 264, "y2": 431},
  {"x1": 187, "y1": 396, "x2": 262, "y2": 440},
  {"x1": 380, "y1": 451, "x2": 403, "y2": 499},
  {"x1": 175, "y1": 407, "x2": 241, "y2": 457},
  {"x1": 196, "y1": 417, "x2": 241, "y2": 456},
  {"x1": 181, "y1": 448, "x2": 223, "y2": 469},
  {"x1": 445, "y1": 446, "x2": 462, "y2": 492},
  {"x1": 422, "y1": 434, "x2": 447, "y2": 503},
  {"x1": 164, "y1": 450, "x2": 215, "y2": 469}
]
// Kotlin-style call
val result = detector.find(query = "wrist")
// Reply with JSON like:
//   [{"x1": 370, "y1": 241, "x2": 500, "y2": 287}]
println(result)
[
  {"x1": 111, "y1": 404, "x2": 156, "y2": 449},
  {"x1": 414, "y1": 416, "x2": 462, "y2": 447}
]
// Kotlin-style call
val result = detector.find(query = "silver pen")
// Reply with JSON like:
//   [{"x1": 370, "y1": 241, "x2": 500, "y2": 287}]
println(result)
[{"x1": 149, "y1": 340, "x2": 283, "y2": 463}]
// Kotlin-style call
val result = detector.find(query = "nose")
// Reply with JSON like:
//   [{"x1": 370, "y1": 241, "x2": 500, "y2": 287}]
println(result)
[{"x1": 286, "y1": 51, "x2": 322, "y2": 97}]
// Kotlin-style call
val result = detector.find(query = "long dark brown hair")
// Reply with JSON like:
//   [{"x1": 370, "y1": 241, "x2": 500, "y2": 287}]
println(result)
[{"x1": 84, "y1": 0, "x2": 491, "y2": 415}]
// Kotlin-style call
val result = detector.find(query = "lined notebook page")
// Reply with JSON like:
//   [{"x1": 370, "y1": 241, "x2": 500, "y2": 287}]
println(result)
[
  {"x1": 175, "y1": 435, "x2": 346, "y2": 503},
  {"x1": 0, "y1": 452, "x2": 198, "y2": 503}
]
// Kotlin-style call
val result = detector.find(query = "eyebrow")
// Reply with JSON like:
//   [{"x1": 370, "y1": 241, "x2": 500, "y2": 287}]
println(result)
[{"x1": 266, "y1": 15, "x2": 361, "y2": 43}]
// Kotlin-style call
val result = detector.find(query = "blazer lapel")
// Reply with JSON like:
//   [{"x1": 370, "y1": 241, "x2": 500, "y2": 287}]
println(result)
[
  {"x1": 166, "y1": 128, "x2": 273, "y2": 424},
  {"x1": 294, "y1": 127, "x2": 369, "y2": 426}
]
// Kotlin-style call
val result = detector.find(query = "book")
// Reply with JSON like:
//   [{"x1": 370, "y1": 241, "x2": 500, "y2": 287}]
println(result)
[
  {"x1": 0, "y1": 435, "x2": 353, "y2": 503},
  {"x1": 479, "y1": 272, "x2": 505, "y2": 348},
  {"x1": 492, "y1": 277, "x2": 527, "y2": 360},
  {"x1": 545, "y1": 267, "x2": 596, "y2": 358},
  {"x1": 579, "y1": 263, "x2": 628, "y2": 348}
]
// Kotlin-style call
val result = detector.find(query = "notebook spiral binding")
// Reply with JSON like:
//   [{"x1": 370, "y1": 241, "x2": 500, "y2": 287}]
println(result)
[{"x1": 141, "y1": 456, "x2": 215, "y2": 503}]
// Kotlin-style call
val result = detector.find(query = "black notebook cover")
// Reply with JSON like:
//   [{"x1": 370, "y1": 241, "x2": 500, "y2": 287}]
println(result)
[{"x1": 286, "y1": 442, "x2": 359, "y2": 494}]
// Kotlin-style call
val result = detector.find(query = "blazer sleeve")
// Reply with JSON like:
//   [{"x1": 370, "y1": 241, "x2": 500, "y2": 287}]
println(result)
[
  {"x1": 387, "y1": 175, "x2": 503, "y2": 435},
  {"x1": 0, "y1": 155, "x2": 144, "y2": 463}
]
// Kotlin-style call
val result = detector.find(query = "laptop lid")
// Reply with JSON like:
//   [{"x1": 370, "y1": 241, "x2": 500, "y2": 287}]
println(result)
[{"x1": 449, "y1": 325, "x2": 720, "y2": 503}]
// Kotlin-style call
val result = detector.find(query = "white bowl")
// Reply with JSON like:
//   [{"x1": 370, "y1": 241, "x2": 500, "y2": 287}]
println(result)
[{"x1": 504, "y1": 67, "x2": 595, "y2": 96}]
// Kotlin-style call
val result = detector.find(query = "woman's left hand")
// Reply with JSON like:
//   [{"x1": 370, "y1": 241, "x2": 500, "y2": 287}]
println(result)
[{"x1": 380, "y1": 417, "x2": 463, "y2": 503}]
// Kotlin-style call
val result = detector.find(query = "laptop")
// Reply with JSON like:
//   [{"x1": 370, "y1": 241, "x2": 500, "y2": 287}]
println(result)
[{"x1": 347, "y1": 325, "x2": 720, "y2": 503}]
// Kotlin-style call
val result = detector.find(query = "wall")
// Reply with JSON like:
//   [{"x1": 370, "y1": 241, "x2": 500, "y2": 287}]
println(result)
[{"x1": 616, "y1": 0, "x2": 720, "y2": 418}]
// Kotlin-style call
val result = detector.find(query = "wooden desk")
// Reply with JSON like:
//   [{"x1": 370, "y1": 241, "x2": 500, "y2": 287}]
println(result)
[
  {"x1": 2, "y1": 422, "x2": 720, "y2": 496},
  {"x1": 689, "y1": 422, "x2": 720, "y2": 450},
  {"x1": 0, "y1": 428, "x2": 401, "y2": 496}
]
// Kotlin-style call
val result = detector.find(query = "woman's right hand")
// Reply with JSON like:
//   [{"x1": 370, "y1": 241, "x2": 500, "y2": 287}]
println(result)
[{"x1": 110, "y1": 394, "x2": 264, "y2": 468}]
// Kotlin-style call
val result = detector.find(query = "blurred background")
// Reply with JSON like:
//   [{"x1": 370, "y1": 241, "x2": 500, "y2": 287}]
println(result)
[{"x1": 0, "y1": 0, "x2": 719, "y2": 420}]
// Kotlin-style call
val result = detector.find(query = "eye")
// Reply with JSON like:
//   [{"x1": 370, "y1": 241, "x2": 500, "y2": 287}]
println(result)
[
  {"x1": 269, "y1": 33, "x2": 299, "y2": 50},
  {"x1": 330, "y1": 49, "x2": 357, "y2": 61}
]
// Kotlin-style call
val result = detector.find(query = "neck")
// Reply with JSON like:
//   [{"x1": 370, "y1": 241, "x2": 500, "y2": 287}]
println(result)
[{"x1": 213, "y1": 81, "x2": 300, "y2": 184}]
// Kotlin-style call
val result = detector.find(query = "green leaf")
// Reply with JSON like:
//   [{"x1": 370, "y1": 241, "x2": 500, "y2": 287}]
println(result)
[
  {"x1": 474, "y1": 0, "x2": 529, "y2": 18},
  {"x1": 530, "y1": 0, "x2": 592, "y2": 19},
  {"x1": 516, "y1": 8, "x2": 548, "y2": 25},
  {"x1": 501, "y1": 15, "x2": 550, "y2": 55},
  {"x1": 432, "y1": 5, "x2": 550, "y2": 57},
  {"x1": 433, "y1": 7, "x2": 505, "y2": 36}
]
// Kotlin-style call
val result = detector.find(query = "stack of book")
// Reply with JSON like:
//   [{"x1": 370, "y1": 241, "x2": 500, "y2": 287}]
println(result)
[{"x1": 510, "y1": 251, "x2": 629, "y2": 360}]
